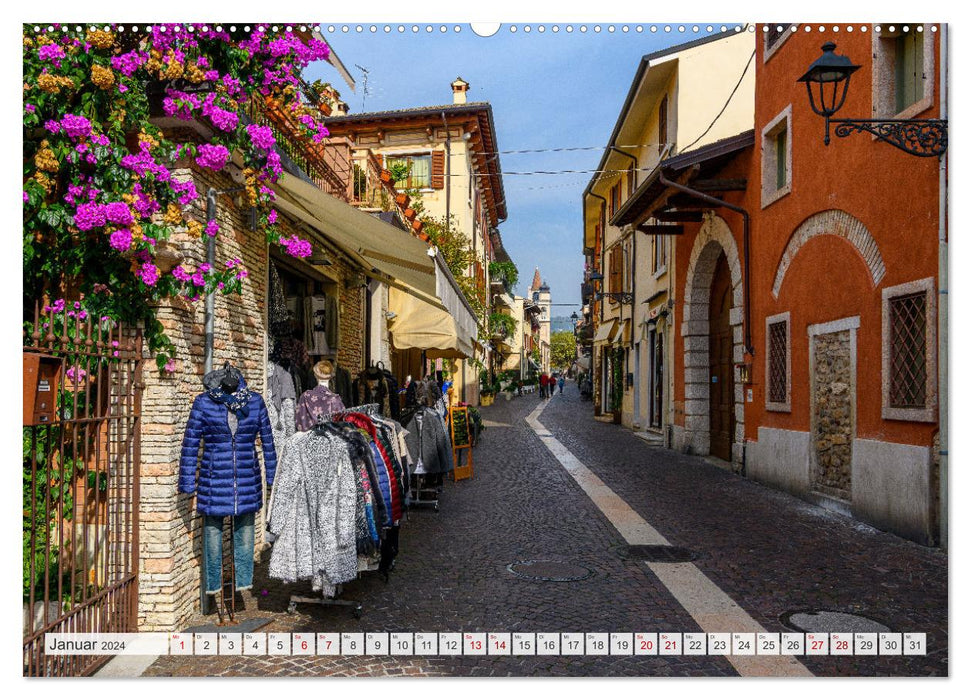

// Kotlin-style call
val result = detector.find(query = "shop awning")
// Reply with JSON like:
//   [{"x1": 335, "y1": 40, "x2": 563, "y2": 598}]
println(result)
[
  {"x1": 592, "y1": 320, "x2": 617, "y2": 344},
  {"x1": 388, "y1": 286, "x2": 473, "y2": 359},
  {"x1": 273, "y1": 173, "x2": 437, "y2": 297},
  {"x1": 576, "y1": 355, "x2": 591, "y2": 370},
  {"x1": 619, "y1": 320, "x2": 631, "y2": 345}
]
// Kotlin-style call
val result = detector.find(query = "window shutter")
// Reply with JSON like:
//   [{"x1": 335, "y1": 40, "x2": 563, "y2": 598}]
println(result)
[
  {"x1": 431, "y1": 150, "x2": 445, "y2": 189},
  {"x1": 609, "y1": 248, "x2": 622, "y2": 294}
]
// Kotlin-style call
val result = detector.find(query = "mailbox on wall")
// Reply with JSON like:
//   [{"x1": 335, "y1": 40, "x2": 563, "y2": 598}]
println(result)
[{"x1": 23, "y1": 354, "x2": 61, "y2": 425}]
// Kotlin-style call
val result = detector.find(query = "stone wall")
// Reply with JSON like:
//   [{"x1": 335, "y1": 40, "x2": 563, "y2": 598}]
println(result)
[{"x1": 810, "y1": 329, "x2": 853, "y2": 501}]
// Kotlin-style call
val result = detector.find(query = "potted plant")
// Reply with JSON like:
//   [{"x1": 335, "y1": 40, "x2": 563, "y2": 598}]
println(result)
[
  {"x1": 379, "y1": 168, "x2": 393, "y2": 184},
  {"x1": 395, "y1": 192, "x2": 411, "y2": 208}
]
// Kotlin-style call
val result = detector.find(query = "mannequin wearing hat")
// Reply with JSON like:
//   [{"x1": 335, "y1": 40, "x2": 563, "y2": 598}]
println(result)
[{"x1": 294, "y1": 360, "x2": 346, "y2": 432}]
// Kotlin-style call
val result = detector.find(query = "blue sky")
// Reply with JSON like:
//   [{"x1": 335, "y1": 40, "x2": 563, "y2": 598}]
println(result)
[{"x1": 305, "y1": 24, "x2": 699, "y2": 309}]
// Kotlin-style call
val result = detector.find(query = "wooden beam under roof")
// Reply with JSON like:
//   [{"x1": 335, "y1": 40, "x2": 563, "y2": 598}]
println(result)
[
  {"x1": 654, "y1": 210, "x2": 704, "y2": 223},
  {"x1": 638, "y1": 224, "x2": 685, "y2": 235},
  {"x1": 691, "y1": 178, "x2": 748, "y2": 192}
]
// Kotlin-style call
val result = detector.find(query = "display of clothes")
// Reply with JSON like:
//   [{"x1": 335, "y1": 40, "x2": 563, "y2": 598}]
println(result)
[
  {"x1": 333, "y1": 365, "x2": 354, "y2": 408},
  {"x1": 270, "y1": 336, "x2": 315, "y2": 397},
  {"x1": 295, "y1": 383, "x2": 345, "y2": 432},
  {"x1": 401, "y1": 405, "x2": 453, "y2": 476},
  {"x1": 179, "y1": 364, "x2": 277, "y2": 595},
  {"x1": 266, "y1": 407, "x2": 412, "y2": 596},
  {"x1": 305, "y1": 294, "x2": 339, "y2": 356},
  {"x1": 353, "y1": 363, "x2": 401, "y2": 420},
  {"x1": 267, "y1": 361, "x2": 297, "y2": 460}
]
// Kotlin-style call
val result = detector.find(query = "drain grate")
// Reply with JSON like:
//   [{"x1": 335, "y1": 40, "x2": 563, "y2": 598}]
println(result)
[
  {"x1": 506, "y1": 560, "x2": 594, "y2": 582},
  {"x1": 781, "y1": 610, "x2": 890, "y2": 634},
  {"x1": 620, "y1": 545, "x2": 698, "y2": 563}
]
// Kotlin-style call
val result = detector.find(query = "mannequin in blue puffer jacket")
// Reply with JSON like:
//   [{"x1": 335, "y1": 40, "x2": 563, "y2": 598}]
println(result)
[{"x1": 179, "y1": 364, "x2": 277, "y2": 595}]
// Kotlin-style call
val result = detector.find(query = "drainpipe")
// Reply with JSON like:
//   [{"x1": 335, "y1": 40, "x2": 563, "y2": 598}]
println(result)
[
  {"x1": 658, "y1": 171, "x2": 753, "y2": 356},
  {"x1": 442, "y1": 111, "x2": 452, "y2": 234},
  {"x1": 938, "y1": 24, "x2": 948, "y2": 550},
  {"x1": 204, "y1": 188, "x2": 218, "y2": 374},
  {"x1": 204, "y1": 186, "x2": 246, "y2": 375}
]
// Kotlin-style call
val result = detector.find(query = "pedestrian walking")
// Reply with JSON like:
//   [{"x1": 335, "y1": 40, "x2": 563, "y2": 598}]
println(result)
[{"x1": 558, "y1": 375, "x2": 565, "y2": 394}]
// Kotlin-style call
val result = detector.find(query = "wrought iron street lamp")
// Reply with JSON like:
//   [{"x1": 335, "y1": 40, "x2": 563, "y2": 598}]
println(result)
[
  {"x1": 587, "y1": 271, "x2": 633, "y2": 304},
  {"x1": 798, "y1": 41, "x2": 948, "y2": 157}
]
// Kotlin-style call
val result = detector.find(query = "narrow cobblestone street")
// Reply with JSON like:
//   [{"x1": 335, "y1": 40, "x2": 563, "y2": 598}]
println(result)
[{"x1": 143, "y1": 389, "x2": 947, "y2": 677}]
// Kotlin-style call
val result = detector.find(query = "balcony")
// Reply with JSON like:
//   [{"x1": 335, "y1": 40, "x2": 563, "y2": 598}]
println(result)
[{"x1": 248, "y1": 93, "x2": 353, "y2": 201}]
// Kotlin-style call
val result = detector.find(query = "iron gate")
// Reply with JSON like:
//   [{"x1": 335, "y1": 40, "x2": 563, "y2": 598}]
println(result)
[{"x1": 23, "y1": 302, "x2": 143, "y2": 677}]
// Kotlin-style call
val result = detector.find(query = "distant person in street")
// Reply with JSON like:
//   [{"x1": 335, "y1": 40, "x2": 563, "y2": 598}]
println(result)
[
  {"x1": 558, "y1": 375, "x2": 565, "y2": 394},
  {"x1": 539, "y1": 372, "x2": 548, "y2": 399}
]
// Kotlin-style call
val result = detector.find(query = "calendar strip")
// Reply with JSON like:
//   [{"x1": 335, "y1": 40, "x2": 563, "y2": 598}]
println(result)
[{"x1": 44, "y1": 632, "x2": 928, "y2": 656}]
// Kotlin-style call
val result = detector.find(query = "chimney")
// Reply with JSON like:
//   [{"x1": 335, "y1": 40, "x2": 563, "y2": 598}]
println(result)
[
  {"x1": 451, "y1": 77, "x2": 469, "y2": 104},
  {"x1": 333, "y1": 100, "x2": 349, "y2": 116}
]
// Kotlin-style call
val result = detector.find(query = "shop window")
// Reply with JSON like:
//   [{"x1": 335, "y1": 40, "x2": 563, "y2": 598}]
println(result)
[
  {"x1": 882, "y1": 277, "x2": 936, "y2": 422},
  {"x1": 765, "y1": 311, "x2": 790, "y2": 412},
  {"x1": 763, "y1": 24, "x2": 795, "y2": 62},
  {"x1": 761, "y1": 105, "x2": 792, "y2": 209},
  {"x1": 873, "y1": 25, "x2": 934, "y2": 120}
]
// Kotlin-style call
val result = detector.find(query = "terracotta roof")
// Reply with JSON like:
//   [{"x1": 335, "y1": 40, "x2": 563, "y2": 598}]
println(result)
[
  {"x1": 531, "y1": 268, "x2": 542, "y2": 290},
  {"x1": 323, "y1": 102, "x2": 492, "y2": 123}
]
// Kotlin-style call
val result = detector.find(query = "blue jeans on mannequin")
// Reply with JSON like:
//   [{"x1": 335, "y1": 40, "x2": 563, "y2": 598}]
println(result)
[{"x1": 202, "y1": 512, "x2": 255, "y2": 595}]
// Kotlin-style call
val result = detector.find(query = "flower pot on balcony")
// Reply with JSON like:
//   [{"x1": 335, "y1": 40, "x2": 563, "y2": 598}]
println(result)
[
  {"x1": 412, "y1": 220, "x2": 424, "y2": 234},
  {"x1": 404, "y1": 207, "x2": 416, "y2": 219},
  {"x1": 480, "y1": 394, "x2": 494, "y2": 407},
  {"x1": 395, "y1": 193, "x2": 410, "y2": 208},
  {"x1": 379, "y1": 169, "x2": 393, "y2": 184}
]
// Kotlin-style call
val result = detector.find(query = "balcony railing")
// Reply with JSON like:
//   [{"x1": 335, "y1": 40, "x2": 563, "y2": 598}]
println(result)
[{"x1": 248, "y1": 94, "x2": 353, "y2": 201}]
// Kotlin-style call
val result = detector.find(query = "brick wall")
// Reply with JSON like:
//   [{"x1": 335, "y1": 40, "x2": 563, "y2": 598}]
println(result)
[{"x1": 138, "y1": 153, "x2": 367, "y2": 630}]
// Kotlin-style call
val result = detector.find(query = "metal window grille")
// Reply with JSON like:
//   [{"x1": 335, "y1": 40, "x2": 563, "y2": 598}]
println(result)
[
  {"x1": 768, "y1": 320, "x2": 788, "y2": 403},
  {"x1": 889, "y1": 291, "x2": 927, "y2": 408}
]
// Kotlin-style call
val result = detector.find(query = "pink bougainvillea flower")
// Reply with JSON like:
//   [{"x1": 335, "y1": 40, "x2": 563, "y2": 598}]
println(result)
[
  {"x1": 205, "y1": 220, "x2": 219, "y2": 237},
  {"x1": 105, "y1": 201, "x2": 134, "y2": 226},
  {"x1": 60, "y1": 113, "x2": 93, "y2": 140},
  {"x1": 44, "y1": 119, "x2": 61, "y2": 133},
  {"x1": 109, "y1": 229, "x2": 133, "y2": 252},
  {"x1": 245, "y1": 124, "x2": 276, "y2": 151},
  {"x1": 38, "y1": 44, "x2": 65, "y2": 63},
  {"x1": 267, "y1": 209, "x2": 278, "y2": 225},
  {"x1": 23, "y1": 191, "x2": 29, "y2": 203},
  {"x1": 195, "y1": 143, "x2": 230, "y2": 171},
  {"x1": 171, "y1": 265, "x2": 191, "y2": 283},
  {"x1": 140, "y1": 263, "x2": 160, "y2": 287},
  {"x1": 164, "y1": 359, "x2": 177, "y2": 373},
  {"x1": 74, "y1": 202, "x2": 107, "y2": 231}
]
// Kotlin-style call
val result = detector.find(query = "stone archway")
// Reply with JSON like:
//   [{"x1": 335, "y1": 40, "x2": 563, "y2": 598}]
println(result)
[
  {"x1": 772, "y1": 209, "x2": 885, "y2": 299},
  {"x1": 681, "y1": 213, "x2": 745, "y2": 468}
]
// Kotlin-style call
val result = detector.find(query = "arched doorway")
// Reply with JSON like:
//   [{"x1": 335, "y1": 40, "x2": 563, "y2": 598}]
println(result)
[
  {"x1": 708, "y1": 253, "x2": 735, "y2": 461},
  {"x1": 680, "y1": 214, "x2": 744, "y2": 468}
]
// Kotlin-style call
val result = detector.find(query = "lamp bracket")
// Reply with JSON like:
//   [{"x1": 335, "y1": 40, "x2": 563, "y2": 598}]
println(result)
[{"x1": 828, "y1": 117, "x2": 948, "y2": 157}]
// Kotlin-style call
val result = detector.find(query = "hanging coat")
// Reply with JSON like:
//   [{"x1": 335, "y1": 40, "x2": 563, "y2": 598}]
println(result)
[{"x1": 178, "y1": 386, "x2": 277, "y2": 516}]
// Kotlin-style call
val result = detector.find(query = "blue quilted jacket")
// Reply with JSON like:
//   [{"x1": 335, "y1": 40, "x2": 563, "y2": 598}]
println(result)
[{"x1": 178, "y1": 390, "x2": 277, "y2": 516}]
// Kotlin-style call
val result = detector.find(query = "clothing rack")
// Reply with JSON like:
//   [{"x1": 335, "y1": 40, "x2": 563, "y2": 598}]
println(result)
[{"x1": 286, "y1": 402, "x2": 383, "y2": 619}]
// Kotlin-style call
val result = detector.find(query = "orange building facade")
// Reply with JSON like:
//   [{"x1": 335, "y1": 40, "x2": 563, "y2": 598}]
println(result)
[{"x1": 664, "y1": 26, "x2": 946, "y2": 545}]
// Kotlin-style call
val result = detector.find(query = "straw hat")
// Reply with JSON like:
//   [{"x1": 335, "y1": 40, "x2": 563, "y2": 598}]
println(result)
[{"x1": 312, "y1": 359, "x2": 335, "y2": 382}]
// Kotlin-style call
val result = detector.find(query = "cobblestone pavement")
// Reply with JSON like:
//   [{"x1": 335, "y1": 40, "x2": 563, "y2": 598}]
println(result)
[{"x1": 143, "y1": 390, "x2": 946, "y2": 677}]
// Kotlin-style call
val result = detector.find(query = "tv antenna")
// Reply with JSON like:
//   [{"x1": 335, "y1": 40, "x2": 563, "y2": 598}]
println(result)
[{"x1": 355, "y1": 64, "x2": 372, "y2": 110}]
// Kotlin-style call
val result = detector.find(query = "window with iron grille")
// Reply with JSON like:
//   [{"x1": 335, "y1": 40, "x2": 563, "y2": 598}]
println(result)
[
  {"x1": 889, "y1": 291, "x2": 927, "y2": 408},
  {"x1": 882, "y1": 278, "x2": 935, "y2": 422},
  {"x1": 765, "y1": 312, "x2": 790, "y2": 411},
  {"x1": 768, "y1": 321, "x2": 788, "y2": 403}
]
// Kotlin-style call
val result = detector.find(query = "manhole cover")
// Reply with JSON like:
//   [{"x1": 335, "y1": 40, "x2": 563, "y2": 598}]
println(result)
[
  {"x1": 506, "y1": 560, "x2": 594, "y2": 582},
  {"x1": 781, "y1": 610, "x2": 890, "y2": 633},
  {"x1": 620, "y1": 545, "x2": 698, "y2": 563}
]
